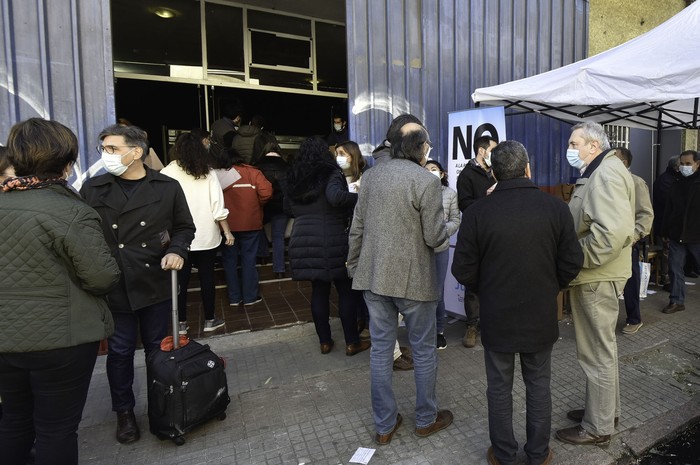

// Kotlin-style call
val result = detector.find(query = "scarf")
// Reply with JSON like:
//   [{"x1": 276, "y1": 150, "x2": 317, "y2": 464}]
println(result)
[{"x1": 2, "y1": 175, "x2": 67, "y2": 192}]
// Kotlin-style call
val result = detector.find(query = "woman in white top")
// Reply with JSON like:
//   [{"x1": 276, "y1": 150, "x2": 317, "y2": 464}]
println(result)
[
  {"x1": 425, "y1": 160, "x2": 461, "y2": 349},
  {"x1": 335, "y1": 140, "x2": 365, "y2": 193},
  {"x1": 161, "y1": 130, "x2": 234, "y2": 334}
]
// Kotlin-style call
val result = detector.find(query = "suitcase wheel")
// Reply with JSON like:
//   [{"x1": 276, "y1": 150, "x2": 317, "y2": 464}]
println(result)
[
  {"x1": 217, "y1": 412, "x2": 227, "y2": 421},
  {"x1": 172, "y1": 436, "x2": 186, "y2": 446}
]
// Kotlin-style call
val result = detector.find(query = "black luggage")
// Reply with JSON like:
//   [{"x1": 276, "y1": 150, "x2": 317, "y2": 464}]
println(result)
[{"x1": 146, "y1": 270, "x2": 230, "y2": 445}]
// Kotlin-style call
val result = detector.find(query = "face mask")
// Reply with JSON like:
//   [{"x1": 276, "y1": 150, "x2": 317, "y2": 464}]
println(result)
[
  {"x1": 336, "y1": 156, "x2": 351, "y2": 170},
  {"x1": 425, "y1": 146, "x2": 433, "y2": 160},
  {"x1": 101, "y1": 148, "x2": 135, "y2": 176},
  {"x1": 430, "y1": 170, "x2": 442, "y2": 179},
  {"x1": 566, "y1": 149, "x2": 585, "y2": 170},
  {"x1": 334, "y1": 123, "x2": 343, "y2": 132},
  {"x1": 680, "y1": 165, "x2": 695, "y2": 177},
  {"x1": 483, "y1": 153, "x2": 492, "y2": 168}
]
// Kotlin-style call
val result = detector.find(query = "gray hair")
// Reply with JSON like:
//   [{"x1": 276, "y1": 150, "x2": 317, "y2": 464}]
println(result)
[
  {"x1": 491, "y1": 140, "x2": 529, "y2": 181},
  {"x1": 389, "y1": 124, "x2": 428, "y2": 164},
  {"x1": 98, "y1": 124, "x2": 149, "y2": 156},
  {"x1": 668, "y1": 155, "x2": 680, "y2": 170},
  {"x1": 571, "y1": 122, "x2": 610, "y2": 151}
]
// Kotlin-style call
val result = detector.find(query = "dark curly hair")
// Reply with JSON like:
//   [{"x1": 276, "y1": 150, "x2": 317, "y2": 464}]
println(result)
[
  {"x1": 288, "y1": 136, "x2": 336, "y2": 181},
  {"x1": 168, "y1": 130, "x2": 213, "y2": 179}
]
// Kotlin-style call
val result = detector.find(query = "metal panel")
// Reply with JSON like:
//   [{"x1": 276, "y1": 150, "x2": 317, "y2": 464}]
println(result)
[
  {"x1": 0, "y1": 0, "x2": 114, "y2": 188},
  {"x1": 346, "y1": 0, "x2": 589, "y2": 186}
]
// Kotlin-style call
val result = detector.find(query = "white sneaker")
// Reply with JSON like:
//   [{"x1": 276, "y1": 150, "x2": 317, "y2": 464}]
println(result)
[
  {"x1": 203, "y1": 318, "x2": 225, "y2": 332},
  {"x1": 178, "y1": 322, "x2": 189, "y2": 335}
]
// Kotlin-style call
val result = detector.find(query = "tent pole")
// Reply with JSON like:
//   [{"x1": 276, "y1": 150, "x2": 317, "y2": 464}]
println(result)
[{"x1": 654, "y1": 113, "x2": 663, "y2": 180}]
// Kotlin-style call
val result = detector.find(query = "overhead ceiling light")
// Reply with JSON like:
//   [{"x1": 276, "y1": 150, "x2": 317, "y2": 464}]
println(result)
[{"x1": 153, "y1": 7, "x2": 177, "y2": 19}]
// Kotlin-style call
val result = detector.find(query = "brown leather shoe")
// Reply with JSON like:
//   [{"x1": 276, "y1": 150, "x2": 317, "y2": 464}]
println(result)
[
  {"x1": 540, "y1": 449, "x2": 554, "y2": 465},
  {"x1": 346, "y1": 340, "x2": 371, "y2": 356},
  {"x1": 662, "y1": 303, "x2": 685, "y2": 314},
  {"x1": 462, "y1": 326, "x2": 478, "y2": 348},
  {"x1": 567, "y1": 408, "x2": 618, "y2": 426},
  {"x1": 555, "y1": 424, "x2": 610, "y2": 446},
  {"x1": 393, "y1": 354, "x2": 414, "y2": 371},
  {"x1": 320, "y1": 340, "x2": 334, "y2": 354},
  {"x1": 116, "y1": 409, "x2": 140, "y2": 444},
  {"x1": 374, "y1": 413, "x2": 403, "y2": 445},
  {"x1": 414, "y1": 409, "x2": 454, "y2": 437},
  {"x1": 399, "y1": 346, "x2": 413, "y2": 361},
  {"x1": 486, "y1": 446, "x2": 501, "y2": 465}
]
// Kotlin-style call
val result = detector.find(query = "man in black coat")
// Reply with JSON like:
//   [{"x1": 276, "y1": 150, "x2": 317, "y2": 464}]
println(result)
[
  {"x1": 452, "y1": 141, "x2": 583, "y2": 465},
  {"x1": 81, "y1": 124, "x2": 195, "y2": 445},
  {"x1": 660, "y1": 150, "x2": 700, "y2": 314},
  {"x1": 455, "y1": 135, "x2": 497, "y2": 348}
]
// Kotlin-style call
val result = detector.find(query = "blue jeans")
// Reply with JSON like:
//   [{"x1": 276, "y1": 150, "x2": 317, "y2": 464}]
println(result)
[
  {"x1": 107, "y1": 302, "x2": 170, "y2": 411},
  {"x1": 363, "y1": 290, "x2": 438, "y2": 433},
  {"x1": 222, "y1": 230, "x2": 260, "y2": 304},
  {"x1": 623, "y1": 244, "x2": 641, "y2": 324},
  {"x1": 484, "y1": 348, "x2": 552, "y2": 465},
  {"x1": 435, "y1": 249, "x2": 449, "y2": 334},
  {"x1": 0, "y1": 342, "x2": 99, "y2": 465},
  {"x1": 268, "y1": 214, "x2": 288, "y2": 273},
  {"x1": 668, "y1": 240, "x2": 700, "y2": 305}
]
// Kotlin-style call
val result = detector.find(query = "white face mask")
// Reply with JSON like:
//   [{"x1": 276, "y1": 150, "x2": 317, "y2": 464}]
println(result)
[
  {"x1": 680, "y1": 165, "x2": 695, "y2": 177},
  {"x1": 566, "y1": 148, "x2": 585, "y2": 170},
  {"x1": 336, "y1": 156, "x2": 351, "y2": 170},
  {"x1": 334, "y1": 123, "x2": 344, "y2": 132},
  {"x1": 429, "y1": 169, "x2": 442, "y2": 179},
  {"x1": 483, "y1": 152, "x2": 492, "y2": 168},
  {"x1": 101, "y1": 148, "x2": 135, "y2": 176}
]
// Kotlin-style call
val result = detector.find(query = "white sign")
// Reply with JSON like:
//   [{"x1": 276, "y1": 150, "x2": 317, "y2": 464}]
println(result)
[{"x1": 444, "y1": 107, "x2": 506, "y2": 319}]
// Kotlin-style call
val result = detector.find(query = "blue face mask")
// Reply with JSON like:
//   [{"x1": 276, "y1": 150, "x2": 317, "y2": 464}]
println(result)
[{"x1": 566, "y1": 149, "x2": 585, "y2": 170}]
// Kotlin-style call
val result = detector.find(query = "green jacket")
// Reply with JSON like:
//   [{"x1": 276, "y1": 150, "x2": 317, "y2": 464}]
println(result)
[
  {"x1": 0, "y1": 184, "x2": 120, "y2": 352},
  {"x1": 568, "y1": 151, "x2": 635, "y2": 286}
]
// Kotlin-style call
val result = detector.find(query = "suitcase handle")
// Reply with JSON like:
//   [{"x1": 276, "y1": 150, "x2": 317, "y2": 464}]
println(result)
[{"x1": 172, "y1": 269, "x2": 180, "y2": 349}]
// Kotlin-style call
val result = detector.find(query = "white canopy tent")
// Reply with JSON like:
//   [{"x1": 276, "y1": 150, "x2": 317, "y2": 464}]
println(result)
[{"x1": 472, "y1": 2, "x2": 700, "y2": 131}]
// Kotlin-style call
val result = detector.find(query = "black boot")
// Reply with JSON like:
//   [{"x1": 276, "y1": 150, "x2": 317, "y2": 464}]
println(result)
[{"x1": 116, "y1": 409, "x2": 140, "y2": 444}]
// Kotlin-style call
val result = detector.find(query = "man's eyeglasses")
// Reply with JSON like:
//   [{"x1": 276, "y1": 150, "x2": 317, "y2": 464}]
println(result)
[{"x1": 96, "y1": 145, "x2": 136, "y2": 155}]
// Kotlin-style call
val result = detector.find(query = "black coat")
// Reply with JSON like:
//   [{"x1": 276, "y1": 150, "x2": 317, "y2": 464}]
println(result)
[
  {"x1": 662, "y1": 170, "x2": 700, "y2": 243},
  {"x1": 80, "y1": 168, "x2": 195, "y2": 312},
  {"x1": 456, "y1": 158, "x2": 495, "y2": 212},
  {"x1": 255, "y1": 154, "x2": 289, "y2": 218},
  {"x1": 452, "y1": 178, "x2": 583, "y2": 353},
  {"x1": 284, "y1": 164, "x2": 357, "y2": 281},
  {"x1": 652, "y1": 166, "x2": 680, "y2": 234}
]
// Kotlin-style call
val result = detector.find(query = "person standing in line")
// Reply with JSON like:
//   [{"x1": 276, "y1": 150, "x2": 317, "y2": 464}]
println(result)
[
  {"x1": 80, "y1": 124, "x2": 195, "y2": 445},
  {"x1": 161, "y1": 130, "x2": 234, "y2": 334},
  {"x1": 348, "y1": 121, "x2": 452, "y2": 445},
  {"x1": 452, "y1": 140, "x2": 582, "y2": 465},
  {"x1": 555, "y1": 122, "x2": 635, "y2": 446},
  {"x1": 455, "y1": 135, "x2": 498, "y2": 349},
  {"x1": 254, "y1": 133, "x2": 290, "y2": 279},
  {"x1": 652, "y1": 156, "x2": 680, "y2": 289},
  {"x1": 424, "y1": 160, "x2": 460, "y2": 350},
  {"x1": 613, "y1": 148, "x2": 653, "y2": 334},
  {"x1": 284, "y1": 137, "x2": 370, "y2": 356},
  {"x1": 220, "y1": 148, "x2": 273, "y2": 307},
  {"x1": 659, "y1": 150, "x2": 700, "y2": 314},
  {"x1": 210, "y1": 102, "x2": 243, "y2": 149},
  {"x1": 0, "y1": 118, "x2": 121, "y2": 465}
]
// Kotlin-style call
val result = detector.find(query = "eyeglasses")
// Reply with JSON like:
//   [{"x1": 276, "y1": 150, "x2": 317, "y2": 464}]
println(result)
[{"x1": 96, "y1": 145, "x2": 136, "y2": 155}]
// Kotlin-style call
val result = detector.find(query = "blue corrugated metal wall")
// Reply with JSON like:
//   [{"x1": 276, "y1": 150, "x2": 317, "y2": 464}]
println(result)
[
  {"x1": 346, "y1": 0, "x2": 589, "y2": 186},
  {"x1": 0, "y1": 0, "x2": 115, "y2": 188}
]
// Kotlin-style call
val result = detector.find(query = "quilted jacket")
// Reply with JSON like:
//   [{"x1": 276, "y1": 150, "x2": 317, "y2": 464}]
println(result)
[{"x1": 0, "y1": 184, "x2": 120, "y2": 352}]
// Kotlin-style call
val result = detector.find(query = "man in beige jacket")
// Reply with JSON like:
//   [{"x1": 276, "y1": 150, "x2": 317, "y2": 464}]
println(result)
[{"x1": 555, "y1": 122, "x2": 635, "y2": 446}]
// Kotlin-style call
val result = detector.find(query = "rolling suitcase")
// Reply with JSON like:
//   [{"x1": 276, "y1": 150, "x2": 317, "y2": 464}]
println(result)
[{"x1": 146, "y1": 270, "x2": 230, "y2": 445}]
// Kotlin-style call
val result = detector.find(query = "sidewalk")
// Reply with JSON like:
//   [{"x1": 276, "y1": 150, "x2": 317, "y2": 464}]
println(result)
[{"x1": 78, "y1": 278, "x2": 700, "y2": 465}]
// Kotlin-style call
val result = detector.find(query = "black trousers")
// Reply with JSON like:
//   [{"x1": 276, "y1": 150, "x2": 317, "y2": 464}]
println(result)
[
  {"x1": 311, "y1": 278, "x2": 359, "y2": 346},
  {"x1": 484, "y1": 347, "x2": 553, "y2": 465},
  {"x1": 0, "y1": 342, "x2": 99, "y2": 465}
]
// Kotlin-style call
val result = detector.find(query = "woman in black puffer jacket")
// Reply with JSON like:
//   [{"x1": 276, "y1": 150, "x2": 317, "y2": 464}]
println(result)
[{"x1": 284, "y1": 137, "x2": 370, "y2": 356}]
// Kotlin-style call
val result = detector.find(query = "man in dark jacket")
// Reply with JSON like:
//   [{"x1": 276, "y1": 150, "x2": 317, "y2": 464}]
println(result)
[
  {"x1": 452, "y1": 141, "x2": 583, "y2": 465},
  {"x1": 652, "y1": 156, "x2": 680, "y2": 286},
  {"x1": 660, "y1": 150, "x2": 700, "y2": 314},
  {"x1": 455, "y1": 135, "x2": 497, "y2": 348},
  {"x1": 81, "y1": 124, "x2": 195, "y2": 445}
]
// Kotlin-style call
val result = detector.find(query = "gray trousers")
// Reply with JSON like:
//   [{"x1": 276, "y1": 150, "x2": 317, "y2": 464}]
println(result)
[{"x1": 570, "y1": 281, "x2": 625, "y2": 436}]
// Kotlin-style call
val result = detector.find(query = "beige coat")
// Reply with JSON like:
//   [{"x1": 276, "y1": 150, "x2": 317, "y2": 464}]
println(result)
[
  {"x1": 630, "y1": 173, "x2": 654, "y2": 243},
  {"x1": 568, "y1": 150, "x2": 635, "y2": 286}
]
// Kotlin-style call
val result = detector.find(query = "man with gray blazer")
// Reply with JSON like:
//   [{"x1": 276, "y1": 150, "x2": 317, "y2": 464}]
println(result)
[{"x1": 347, "y1": 121, "x2": 452, "y2": 445}]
